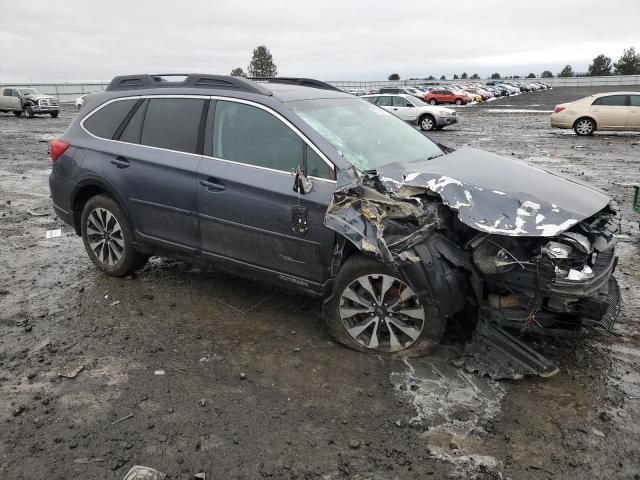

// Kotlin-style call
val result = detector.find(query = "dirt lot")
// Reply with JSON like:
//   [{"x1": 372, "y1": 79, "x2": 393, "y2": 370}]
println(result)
[{"x1": 1, "y1": 87, "x2": 639, "y2": 480}]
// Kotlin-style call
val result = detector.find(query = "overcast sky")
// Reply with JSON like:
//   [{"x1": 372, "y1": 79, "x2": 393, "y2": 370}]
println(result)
[{"x1": 1, "y1": 0, "x2": 638, "y2": 83}]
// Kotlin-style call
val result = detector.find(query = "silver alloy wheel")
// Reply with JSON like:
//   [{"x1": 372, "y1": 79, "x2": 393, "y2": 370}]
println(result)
[
  {"x1": 339, "y1": 274, "x2": 425, "y2": 352},
  {"x1": 86, "y1": 207, "x2": 125, "y2": 265},
  {"x1": 421, "y1": 116, "x2": 434, "y2": 130},
  {"x1": 575, "y1": 119, "x2": 593, "y2": 135},
  {"x1": 430, "y1": 99, "x2": 437, "y2": 105}
]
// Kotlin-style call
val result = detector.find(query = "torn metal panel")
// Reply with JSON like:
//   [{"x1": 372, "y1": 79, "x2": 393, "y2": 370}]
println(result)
[
  {"x1": 464, "y1": 318, "x2": 560, "y2": 380},
  {"x1": 324, "y1": 167, "x2": 441, "y2": 263},
  {"x1": 377, "y1": 147, "x2": 611, "y2": 237}
]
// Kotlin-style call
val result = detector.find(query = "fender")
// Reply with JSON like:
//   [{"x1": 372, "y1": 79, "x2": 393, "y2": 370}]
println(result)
[
  {"x1": 70, "y1": 175, "x2": 135, "y2": 236},
  {"x1": 399, "y1": 233, "x2": 481, "y2": 318}
]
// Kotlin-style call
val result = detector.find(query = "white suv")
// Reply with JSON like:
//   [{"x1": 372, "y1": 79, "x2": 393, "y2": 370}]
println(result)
[{"x1": 363, "y1": 94, "x2": 458, "y2": 131}]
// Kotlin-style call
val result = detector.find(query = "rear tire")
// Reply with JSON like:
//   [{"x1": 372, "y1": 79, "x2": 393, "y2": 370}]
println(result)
[
  {"x1": 573, "y1": 117, "x2": 596, "y2": 136},
  {"x1": 80, "y1": 194, "x2": 148, "y2": 277},
  {"x1": 324, "y1": 255, "x2": 446, "y2": 357},
  {"x1": 23, "y1": 105, "x2": 34, "y2": 118},
  {"x1": 419, "y1": 114, "x2": 436, "y2": 131},
  {"x1": 13, "y1": 111, "x2": 22, "y2": 117},
  {"x1": 50, "y1": 111, "x2": 59, "y2": 118}
]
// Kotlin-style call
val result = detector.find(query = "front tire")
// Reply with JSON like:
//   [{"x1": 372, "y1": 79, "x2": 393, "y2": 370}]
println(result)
[
  {"x1": 419, "y1": 114, "x2": 436, "y2": 131},
  {"x1": 429, "y1": 99, "x2": 437, "y2": 105},
  {"x1": 455, "y1": 98, "x2": 463, "y2": 105},
  {"x1": 23, "y1": 105, "x2": 34, "y2": 118},
  {"x1": 325, "y1": 255, "x2": 446, "y2": 357},
  {"x1": 50, "y1": 111, "x2": 59, "y2": 118},
  {"x1": 574, "y1": 117, "x2": 596, "y2": 136},
  {"x1": 80, "y1": 194, "x2": 148, "y2": 277}
]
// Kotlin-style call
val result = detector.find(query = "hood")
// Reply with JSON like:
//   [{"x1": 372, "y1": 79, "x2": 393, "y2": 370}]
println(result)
[
  {"x1": 377, "y1": 147, "x2": 610, "y2": 237},
  {"x1": 24, "y1": 94, "x2": 54, "y2": 101}
]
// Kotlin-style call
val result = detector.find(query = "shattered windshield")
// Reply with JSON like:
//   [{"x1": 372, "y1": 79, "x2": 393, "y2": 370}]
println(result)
[{"x1": 288, "y1": 98, "x2": 443, "y2": 171}]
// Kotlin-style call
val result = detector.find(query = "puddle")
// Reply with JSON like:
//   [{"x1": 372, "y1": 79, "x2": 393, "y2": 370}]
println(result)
[{"x1": 390, "y1": 358, "x2": 505, "y2": 436}]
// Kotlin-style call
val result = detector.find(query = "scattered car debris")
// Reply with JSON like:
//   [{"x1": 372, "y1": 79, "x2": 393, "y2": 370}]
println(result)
[
  {"x1": 73, "y1": 457, "x2": 104, "y2": 464},
  {"x1": 45, "y1": 229, "x2": 62, "y2": 239},
  {"x1": 463, "y1": 318, "x2": 560, "y2": 379},
  {"x1": 58, "y1": 364, "x2": 84, "y2": 379},
  {"x1": 27, "y1": 209, "x2": 48, "y2": 217},
  {"x1": 111, "y1": 413, "x2": 134, "y2": 425},
  {"x1": 122, "y1": 465, "x2": 166, "y2": 480},
  {"x1": 110, "y1": 300, "x2": 121, "y2": 307},
  {"x1": 154, "y1": 370, "x2": 165, "y2": 376}
]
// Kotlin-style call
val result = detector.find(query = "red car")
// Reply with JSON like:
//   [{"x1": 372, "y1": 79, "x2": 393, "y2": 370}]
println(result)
[{"x1": 424, "y1": 89, "x2": 467, "y2": 105}]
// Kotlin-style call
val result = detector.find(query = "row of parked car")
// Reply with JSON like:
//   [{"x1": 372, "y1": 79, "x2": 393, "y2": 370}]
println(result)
[{"x1": 345, "y1": 81, "x2": 551, "y2": 105}]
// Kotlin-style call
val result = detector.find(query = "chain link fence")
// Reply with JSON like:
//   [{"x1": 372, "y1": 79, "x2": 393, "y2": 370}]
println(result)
[{"x1": 2, "y1": 75, "x2": 639, "y2": 102}]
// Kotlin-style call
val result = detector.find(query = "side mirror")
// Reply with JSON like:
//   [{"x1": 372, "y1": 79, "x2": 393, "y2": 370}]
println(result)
[{"x1": 292, "y1": 166, "x2": 313, "y2": 194}]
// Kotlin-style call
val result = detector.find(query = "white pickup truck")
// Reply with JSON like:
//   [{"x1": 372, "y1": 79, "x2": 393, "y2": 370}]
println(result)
[{"x1": 0, "y1": 87, "x2": 59, "y2": 118}]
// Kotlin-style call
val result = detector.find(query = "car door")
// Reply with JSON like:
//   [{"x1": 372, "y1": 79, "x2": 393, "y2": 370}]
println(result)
[
  {"x1": 374, "y1": 95, "x2": 393, "y2": 114},
  {"x1": 197, "y1": 98, "x2": 337, "y2": 285},
  {"x1": 88, "y1": 96, "x2": 206, "y2": 251},
  {"x1": 590, "y1": 95, "x2": 629, "y2": 129},
  {"x1": 391, "y1": 96, "x2": 416, "y2": 121},
  {"x1": 1, "y1": 88, "x2": 20, "y2": 110},
  {"x1": 628, "y1": 95, "x2": 640, "y2": 130}
]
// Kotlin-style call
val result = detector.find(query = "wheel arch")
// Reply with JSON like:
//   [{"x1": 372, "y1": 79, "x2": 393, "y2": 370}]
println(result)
[
  {"x1": 573, "y1": 115, "x2": 597, "y2": 130},
  {"x1": 70, "y1": 178, "x2": 133, "y2": 236}
]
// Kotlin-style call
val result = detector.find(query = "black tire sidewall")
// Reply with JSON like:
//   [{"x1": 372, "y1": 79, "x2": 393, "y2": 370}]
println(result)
[
  {"x1": 23, "y1": 106, "x2": 34, "y2": 118},
  {"x1": 325, "y1": 255, "x2": 447, "y2": 357},
  {"x1": 80, "y1": 194, "x2": 142, "y2": 277}
]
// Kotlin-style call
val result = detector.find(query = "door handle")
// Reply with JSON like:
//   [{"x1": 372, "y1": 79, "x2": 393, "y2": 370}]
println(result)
[
  {"x1": 392, "y1": 108, "x2": 398, "y2": 110},
  {"x1": 110, "y1": 156, "x2": 130, "y2": 168},
  {"x1": 199, "y1": 178, "x2": 226, "y2": 192}
]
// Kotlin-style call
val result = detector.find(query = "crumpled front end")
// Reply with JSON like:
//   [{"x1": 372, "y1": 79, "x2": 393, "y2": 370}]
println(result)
[
  {"x1": 470, "y1": 204, "x2": 621, "y2": 334},
  {"x1": 322, "y1": 149, "x2": 622, "y2": 377}
]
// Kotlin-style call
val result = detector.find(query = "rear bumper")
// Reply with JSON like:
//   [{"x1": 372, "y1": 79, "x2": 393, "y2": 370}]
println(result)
[
  {"x1": 49, "y1": 170, "x2": 76, "y2": 229},
  {"x1": 550, "y1": 114, "x2": 573, "y2": 128}
]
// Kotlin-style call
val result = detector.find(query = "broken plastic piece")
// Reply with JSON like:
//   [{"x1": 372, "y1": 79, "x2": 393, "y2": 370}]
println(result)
[
  {"x1": 464, "y1": 318, "x2": 560, "y2": 380},
  {"x1": 122, "y1": 466, "x2": 166, "y2": 480},
  {"x1": 45, "y1": 229, "x2": 62, "y2": 239},
  {"x1": 58, "y1": 364, "x2": 84, "y2": 379}
]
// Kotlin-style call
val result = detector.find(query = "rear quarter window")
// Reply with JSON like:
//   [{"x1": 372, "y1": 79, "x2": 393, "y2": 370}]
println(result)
[{"x1": 84, "y1": 99, "x2": 138, "y2": 139}]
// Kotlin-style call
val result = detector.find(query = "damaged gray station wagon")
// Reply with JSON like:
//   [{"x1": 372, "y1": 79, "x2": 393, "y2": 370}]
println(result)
[{"x1": 49, "y1": 74, "x2": 621, "y2": 374}]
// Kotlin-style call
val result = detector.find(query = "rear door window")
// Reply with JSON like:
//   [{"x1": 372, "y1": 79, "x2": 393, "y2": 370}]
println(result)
[
  {"x1": 592, "y1": 95, "x2": 628, "y2": 106},
  {"x1": 84, "y1": 99, "x2": 138, "y2": 139},
  {"x1": 140, "y1": 98, "x2": 206, "y2": 154}
]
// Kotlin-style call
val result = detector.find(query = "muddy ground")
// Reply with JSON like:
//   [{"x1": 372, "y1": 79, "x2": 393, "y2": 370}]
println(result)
[{"x1": 1, "y1": 87, "x2": 639, "y2": 480}]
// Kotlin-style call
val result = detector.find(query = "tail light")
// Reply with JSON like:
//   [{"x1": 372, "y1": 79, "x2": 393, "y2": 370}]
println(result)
[
  {"x1": 553, "y1": 106, "x2": 566, "y2": 113},
  {"x1": 50, "y1": 139, "x2": 70, "y2": 162}
]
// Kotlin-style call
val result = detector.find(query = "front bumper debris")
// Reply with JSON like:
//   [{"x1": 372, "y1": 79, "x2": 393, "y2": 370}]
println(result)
[{"x1": 464, "y1": 317, "x2": 560, "y2": 380}]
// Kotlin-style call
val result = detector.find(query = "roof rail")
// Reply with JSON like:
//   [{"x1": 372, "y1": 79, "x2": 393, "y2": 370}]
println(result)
[
  {"x1": 105, "y1": 74, "x2": 272, "y2": 96},
  {"x1": 249, "y1": 77, "x2": 341, "y2": 92}
]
